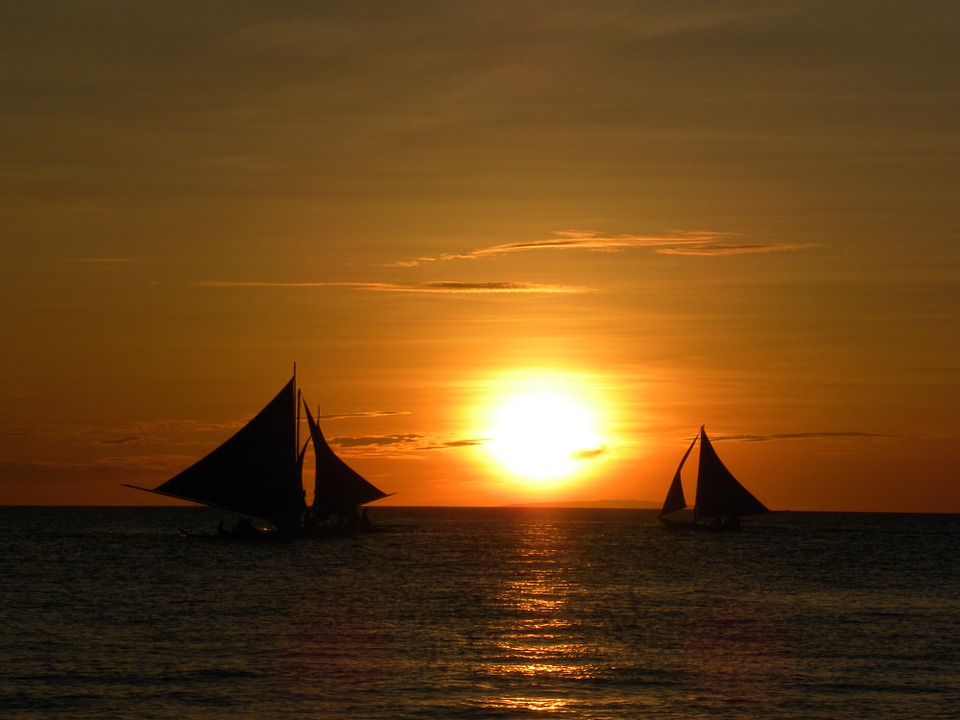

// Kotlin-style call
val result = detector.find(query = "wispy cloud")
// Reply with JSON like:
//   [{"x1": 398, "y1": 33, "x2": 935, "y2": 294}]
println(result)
[
  {"x1": 383, "y1": 258, "x2": 437, "y2": 268},
  {"x1": 571, "y1": 445, "x2": 608, "y2": 460},
  {"x1": 198, "y1": 280, "x2": 589, "y2": 294},
  {"x1": 24, "y1": 419, "x2": 263, "y2": 450},
  {"x1": 318, "y1": 410, "x2": 410, "y2": 420},
  {"x1": 392, "y1": 230, "x2": 813, "y2": 266},
  {"x1": 96, "y1": 435, "x2": 145, "y2": 446},
  {"x1": 419, "y1": 438, "x2": 487, "y2": 451},
  {"x1": 441, "y1": 230, "x2": 726, "y2": 260},
  {"x1": 720, "y1": 431, "x2": 894, "y2": 443},
  {"x1": 385, "y1": 281, "x2": 589, "y2": 294},
  {"x1": 93, "y1": 454, "x2": 203, "y2": 472},
  {"x1": 656, "y1": 243, "x2": 815, "y2": 256},
  {"x1": 65, "y1": 257, "x2": 134, "y2": 264},
  {"x1": 328, "y1": 433, "x2": 487, "y2": 457},
  {"x1": 333, "y1": 434, "x2": 424, "y2": 449},
  {"x1": 329, "y1": 433, "x2": 605, "y2": 461}
]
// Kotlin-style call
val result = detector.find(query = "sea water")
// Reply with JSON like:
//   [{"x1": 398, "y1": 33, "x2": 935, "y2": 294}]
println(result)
[{"x1": 1, "y1": 507, "x2": 958, "y2": 719}]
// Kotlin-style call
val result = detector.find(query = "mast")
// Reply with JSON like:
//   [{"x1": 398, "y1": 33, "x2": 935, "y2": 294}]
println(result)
[{"x1": 294, "y1": 362, "x2": 299, "y2": 462}]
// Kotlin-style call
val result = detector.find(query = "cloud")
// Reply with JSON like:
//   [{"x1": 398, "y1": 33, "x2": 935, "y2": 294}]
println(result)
[
  {"x1": 198, "y1": 280, "x2": 590, "y2": 294},
  {"x1": 571, "y1": 445, "x2": 607, "y2": 460},
  {"x1": 720, "y1": 431, "x2": 894, "y2": 443},
  {"x1": 78, "y1": 419, "x2": 247, "y2": 446},
  {"x1": 381, "y1": 281, "x2": 589, "y2": 294},
  {"x1": 391, "y1": 230, "x2": 813, "y2": 266},
  {"x1": 319, "y1": 410, "x2": 410, "y2": 420},
  {"x1": 383, "y1": 258, "x2": 437, "y2": 268},
  {"x1": 65, "y1": 258, "x2": 135, "y2": 264},
  {"x1": 419, "y1": 438, "x2": 487, "y2": 451},
  {"x1": 327, "y1": 433, "x2": 487, "y2": 457},
  {"x1": 441, "y1": 230, "x2": 727, "y2": 260},
  {"x1": 656, "y1": 243, "x2": 816, "y2": 256},
  {"x1": 332, "y1": 434, "x2": 424, "y2": 449},
  {"x1": 94, "y1": 454, "x2": 203, "y2": 472},
  {"x1": 97, "y1": 435, "x2": 146, "y2": 446},
  {"x1": 197, "y1": 281, "x2": 344, "y2": 288}
]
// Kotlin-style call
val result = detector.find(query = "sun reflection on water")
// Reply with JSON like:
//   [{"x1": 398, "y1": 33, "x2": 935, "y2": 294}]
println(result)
[
  {"x1": 485, "y1": 696, "x2": 572, "y2": 713},
  {"x1": 474, "y1": 516, "x2": 609, "y2": 712}
]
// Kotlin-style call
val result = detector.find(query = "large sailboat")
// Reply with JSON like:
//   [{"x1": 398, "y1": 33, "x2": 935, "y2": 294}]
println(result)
[
  {"x1": 123, "y1": 371, "x2": 392, "y2": 537},
  {"x1": 659, "y1": 426, "x2": 768, "y2": 531}
]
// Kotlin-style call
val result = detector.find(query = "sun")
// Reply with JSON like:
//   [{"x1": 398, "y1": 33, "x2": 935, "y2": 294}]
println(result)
[{"x1": 485, "y1": 389, "x2": 605, "y2": 482}]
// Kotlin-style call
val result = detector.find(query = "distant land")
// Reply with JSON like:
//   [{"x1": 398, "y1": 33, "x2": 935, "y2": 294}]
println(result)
[{"x1": 503, "y1": 499, "x2": 661, "y2": 509}]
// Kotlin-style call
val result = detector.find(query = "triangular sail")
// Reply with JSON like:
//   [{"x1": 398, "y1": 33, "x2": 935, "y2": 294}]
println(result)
[
  {"x1": 304, "y1": 402, "x2": 388, "y2": 518},
  {"x1": 143, "y1": 377, "x2": 306, "y2": 530},
  {"x1": 694, "y1": 426, "x2": 769, "y2": 519},
  {"x1": 660, "y1": 431, "x2": 698, "y2": 516}
]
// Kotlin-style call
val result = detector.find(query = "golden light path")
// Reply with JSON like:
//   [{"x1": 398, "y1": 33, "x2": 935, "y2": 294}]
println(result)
[{"x1": 477, "y1": 370, "x2": 609, "y2": 489}]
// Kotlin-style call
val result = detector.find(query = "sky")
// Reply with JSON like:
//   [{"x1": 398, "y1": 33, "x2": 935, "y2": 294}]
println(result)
[{"x1": 2, "y1": 1, "x2": 959, "y2": 512}]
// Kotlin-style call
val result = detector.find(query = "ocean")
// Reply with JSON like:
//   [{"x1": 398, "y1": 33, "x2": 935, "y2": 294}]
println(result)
[{"x1": 1, "y1": 507, "x2": 958, "y2": 719}]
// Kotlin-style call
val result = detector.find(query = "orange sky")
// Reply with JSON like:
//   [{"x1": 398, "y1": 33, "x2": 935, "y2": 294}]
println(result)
[{"x1": 2, "y1": 2, "x2": 959, "y2": 512}]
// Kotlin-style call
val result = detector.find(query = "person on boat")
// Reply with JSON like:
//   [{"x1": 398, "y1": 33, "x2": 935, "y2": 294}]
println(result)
[
  {"x1": 234, "y1": 517, "x2": 256, "y2": 538},
  {"x1": 301, "y1": 508, "x2": 316, "y2": 529}
]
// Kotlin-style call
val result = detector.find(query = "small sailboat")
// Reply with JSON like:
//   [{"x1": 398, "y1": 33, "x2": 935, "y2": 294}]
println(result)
[
  {"x1": 659, "y1": 426, "x2": 768, "y2": 531},
  {"x1": 124, "y1": 371, "x2": 392, "y2": 538}
]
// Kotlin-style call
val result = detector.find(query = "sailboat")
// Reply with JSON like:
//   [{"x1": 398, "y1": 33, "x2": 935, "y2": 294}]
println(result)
[
  {"x1": 123, "y1": 371, "x2": 392, "y2": 538},
  {"x1": 659, "y1": 426, "x2": 768, "y2": 531}
]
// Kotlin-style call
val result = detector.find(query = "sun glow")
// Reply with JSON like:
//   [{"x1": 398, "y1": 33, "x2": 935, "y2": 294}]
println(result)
[{"x1": 482, "y1": 377, "x2": 607, "y2": 484}]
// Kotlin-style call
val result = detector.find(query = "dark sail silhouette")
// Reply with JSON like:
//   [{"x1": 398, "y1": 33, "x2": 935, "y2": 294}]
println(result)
[
  {"x1": 660, "y1": 433, "x2": 696, "y2": 516},
  {"x1": 659, "y1": 426, "x2": 768, "y2": 530},
  {"x1": 123, "y1": 372, "x2": 395, "y2": 537},
  {"x1": 124, "y1": 376, "x2": 305, "y2": 534},
  {"x1": 303, "y1": 402, "x2": 390, "y2": 521}
]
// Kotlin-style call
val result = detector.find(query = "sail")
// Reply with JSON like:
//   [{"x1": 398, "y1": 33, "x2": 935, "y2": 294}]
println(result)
[
  {"x1": 660, "y1": 432, "x2": 698, "y2": 516},
  {"x1": 304, "y1": 402, "x2": 388, "y2": 517},
  {"x1": 694, "y1": 426, "x2": 769, "y2": 519},
  {"x1": 149, "y1": 377, "x2": 306, "y2": 530}
]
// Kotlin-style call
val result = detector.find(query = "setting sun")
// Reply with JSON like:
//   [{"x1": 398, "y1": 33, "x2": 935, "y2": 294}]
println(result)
[{"x1": 484, "y1": 385, "x2": 606, "y2": 484}]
